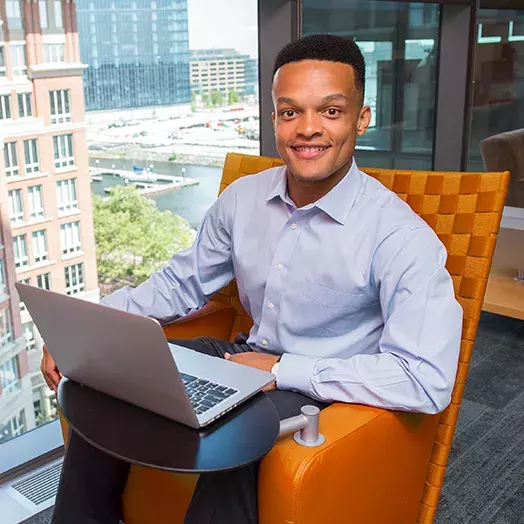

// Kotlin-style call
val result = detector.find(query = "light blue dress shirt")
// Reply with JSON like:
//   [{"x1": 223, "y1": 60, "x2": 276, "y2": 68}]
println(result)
[{"x1": 102, "y1": 159, "x2": 462, "y2": 414}]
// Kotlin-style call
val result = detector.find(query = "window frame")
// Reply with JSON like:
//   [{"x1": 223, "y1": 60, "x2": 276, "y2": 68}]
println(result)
[
  {"x1": 60, "y1": 221, "x2": 82, "y2": 256},
  {"x1": 56, "y1": 178, "x2": 79, "y2": 214},
  {"x1": 24, "y1": 139, "x2": 40, "y2": 174},
  {"x1": 31, "y1": 229, "x2": 49, "y2": 264},
  {"x1": 50, "y1": 89, "x2": 71, "y2": 124},
  {"x1": 4, "y1": 142, "x2": 19, "y2": 178},
  {"x1": 8, "y1": 188, "x2": 24, "y2": 226},
  {"x1": 28, "y1": 184, "x2": 45, "y2": 221},
  {"x1": 13, "y1": 234, "x2": 29, "y2": 269},
  {"x1": 0, "y1": 94, "x2": 12, "y2": 120},
  {"x1": 64, "y1": 262, "x2": 85, "y2": 296},
  {"x1": 17, "y1": 92, "x2": 33, "y2": 118},
  {"x1": 53, "y1": 134, "x2": 75, "y2": 170}
]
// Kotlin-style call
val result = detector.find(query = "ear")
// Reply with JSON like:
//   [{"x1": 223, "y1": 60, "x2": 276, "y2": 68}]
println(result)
[
  {"x1": 271, "y1": 111, "x2": 276, "y2": 130},
  {"x1": 356, "y1": 105, "x2": 371, "y2": 137}
]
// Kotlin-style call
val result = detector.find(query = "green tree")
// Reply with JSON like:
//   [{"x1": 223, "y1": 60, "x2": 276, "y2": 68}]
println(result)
[
  {"x1": 168, "y1": 152, "x2": 177, "y2": 161},
  {"x1": 228, "y1": 90, "x2": 239, "y2": 105},
  {"x1": 93, "y1": 186, "x2": 194, "y2": 286},
  {"x1": 202, "y1": 93, "x2": 210, "y2": 107},
  {"x1": 210, "y1": 90, "x2": 225, "y2": 107}
]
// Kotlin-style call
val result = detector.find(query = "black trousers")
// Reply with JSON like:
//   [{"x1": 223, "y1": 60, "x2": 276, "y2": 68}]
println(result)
[{"x1": 52, "y1": 337, "x2": 329, "y2": 524}]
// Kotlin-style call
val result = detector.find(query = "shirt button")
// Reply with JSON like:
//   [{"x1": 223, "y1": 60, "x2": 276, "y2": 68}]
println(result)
[
  {"x1": 276, "y1": 264, "x2": 283, "y2": 271},
  {"x1": 267, "y1": 303, "x2": 274, "y2": 309},
  {"x1": 290, "y1": 223, "x2": 297, "y2": 230},
  {"x1": 261, "y1": 339, "x2": 268, "y2": 346}
]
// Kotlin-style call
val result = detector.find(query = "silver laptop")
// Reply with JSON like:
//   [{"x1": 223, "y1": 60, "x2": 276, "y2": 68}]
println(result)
[{"x1": 16, "y1": 283, "x2": 274, "y2": 429}]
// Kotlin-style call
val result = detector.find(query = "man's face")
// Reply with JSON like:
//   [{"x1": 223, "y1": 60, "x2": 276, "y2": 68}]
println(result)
[{"x1": 272, "y1": 60, "x2": 370, "y2": 182}]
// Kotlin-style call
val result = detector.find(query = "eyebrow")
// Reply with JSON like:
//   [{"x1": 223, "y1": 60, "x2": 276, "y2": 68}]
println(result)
[{"x1": 276, "y1": 93, "x2": 348, "y2": 105}]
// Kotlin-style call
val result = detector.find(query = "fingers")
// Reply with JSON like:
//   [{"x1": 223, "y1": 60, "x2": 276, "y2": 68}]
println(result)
[
  {"x1": 224, "y1": 352, "x2": 231, "y2": 360},
  {"x1": 41, "y1": 345, "x2": 61, "y2": 392}
]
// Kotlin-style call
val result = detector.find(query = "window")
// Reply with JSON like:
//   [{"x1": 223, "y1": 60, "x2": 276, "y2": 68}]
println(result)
[
  {"x1": 32, "y1": 230, "x2": 49, "y2": 264},
  {"x1": 28, "y1": 185, "x2": 44, "y2": 220},
  {"x1": 0, "y1": 259, "x2": 6, "y2": 296},
  {"x1": 0, "y1": 308, "x2": 13, "y2": 349},
  {"x1": 43, "y1": 44, "x2": 65, "y2": 64},
  {"x1": 8, "y1": 189, "x2": 24, "y2": 226},
  {"x1": 4, "y1": 142, "x2": 19, "y2": 177},
  {"x1": 50, "y1": 90, "x2": 71, "y2": 124},
  {"x1": 60, "y1": 221, "x2": 81, "y2": 256},
  {"x1": 13, "y1": 235, "x2": 28, "y2": 269},
  {"x1": 39, "y1": 0, "x2": 48, "y2": 29},
  {"x1": 5, "y1": 411, "x2": 27, "y2": 441},
  {"x1": 18, "y1": 278, "x2": 30, "y2": 312},
  {"x1": 303, "y1": 0, "x2": 440, "y2": 169},
  {"x1": 18, "y1": 93, "x2": 32, "y2": 118},
  {"x1": 53, "y1": 134, "x2": 75, "y2": 169},
  {"x1": 65, "y1": 263, "x2": 85, "y2": 296},
  {"x1": 54, "y1": 0, "x2": 63, "y2": 28},
  {"x1": 0, "y1": 95, "x2": 12, "y2": 120},
  {"x1": 0, "y1": 357, "x2": 19, "y2": 397},
  {"x1": 24, "y1": 322, "x2": 37, "y2": 352},
  {"x1": 0, "y1": 47, "x2": 6, "y2": 77},
  {"x1": 5, "y1": 0, "x2": 23, "y2": 30},
  {"x1": 36, "y1": 272, "x2": 51, "y2": 290},
  {"x1": 23, "y1": 139, "x2": 39, "y2": 174},
  {"x1": 56, "y1": 178, "x2": 78, "y2": 214},
  {"x1": 10, "y1": 44, "x2": 27, "y2": 76}
]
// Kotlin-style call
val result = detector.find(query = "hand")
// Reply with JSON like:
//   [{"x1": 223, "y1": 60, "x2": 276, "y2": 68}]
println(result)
[
  {"x1": 224, "y1": 352, "x2": 279, "y2": 392},
  {"x1": 41, "y1": 344, "x2": 63, "y2": 393}
]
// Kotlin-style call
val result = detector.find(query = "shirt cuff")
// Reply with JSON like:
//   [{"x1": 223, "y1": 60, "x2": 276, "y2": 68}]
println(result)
[{"x1": 276, "y1": 354, "x2": 318, "y2": 395}]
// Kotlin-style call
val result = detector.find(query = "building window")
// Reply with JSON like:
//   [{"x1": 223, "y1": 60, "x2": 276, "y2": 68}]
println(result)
[
  {"x1": 50, "y1": 90, "x2": 71, "y2": 124},
  {"x1": 39, "y1": 0, "x2": 48, "y2": 28},
  {"x1": 13, "y1": 235, "x2": 28, "y2": 269},
  {"x1": 8, "y1": 411, "x2": 26, "y2": 440},
  {"x1": 54, "y1": 0, "x2": 63, "y2": 28},
  {"x1": 65, "y1": 263, "x2": 85, "y2": 296},
  {"x1": 5, "y1": 0, "x2": 23, "y2": 30},
  {"x1": 0, "y1": 259, "x2": 6, "y2": 296},
  {"x1": 36, "y1": 272, "x2": 51, "y2": 290},
  {"x1": 53, "y1": 134, "x2": 75, "y2": 169},
  {"x1": 43, "y1": 44, "x2": 65, "y2": 64},
  {"x1": 4, "y1": 142, "x2": 19, "y2": 177},
  {"x1": 0, "y1": 47, "x2": 6, "y2": 77},
  {"x1": 24, "y1": 322, "x2": 37, "y2": 352},
  {"x1": 56, "y1": 178, "x2": 78, "y2": 214},
  {"x1": 32, "y1": 230, "x2": 49, "y2": 264},
  {"x1": 0, "y1": 357, "x2": 19, "y2": 396},
  {"x1": 10, "y1": 44, "x2": 27, "y2": 76},
  {"x1": 28, "y1": 185, "x2": 44, "y2": 220},
  {"x1": 24, "y1": 139, "x2": 40, "y2": 174},
  {"x1": 18, "y1": 278, "x2": 30, "y2": 312},
  {"x1": 60, "y1": 221, "x2": 81, "y2": 256},
  {"x1": 0, "y1": 95, "x2": 12, "y2": 120},
  {"x1": 8, "y1": 189, "x2": 24, "y2": 226},
  {"x1": 18, "y1": 93, "x2": 32, "y2": 118},
  {"x1": 0, "y1": 308, "x2": 13, "y2": 349}
]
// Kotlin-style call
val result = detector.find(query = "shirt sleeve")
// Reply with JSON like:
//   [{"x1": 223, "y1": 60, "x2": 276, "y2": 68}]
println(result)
[
  {"x1": 100, "y1": 185, "x2": 236, "y2": 324},
  {"x1": 276, "y1": 226, "x2": 463, "y2": 414}
]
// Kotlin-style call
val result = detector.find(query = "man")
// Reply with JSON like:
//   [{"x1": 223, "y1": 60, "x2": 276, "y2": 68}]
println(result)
[{"x1": 44, "y1": 34, "x2": 462, "y2": 524}]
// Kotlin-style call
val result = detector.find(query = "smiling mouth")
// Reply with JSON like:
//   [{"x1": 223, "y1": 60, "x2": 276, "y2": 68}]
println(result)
[{"x1": 291, "y1": 146, "x2": 331, "y2": 159}]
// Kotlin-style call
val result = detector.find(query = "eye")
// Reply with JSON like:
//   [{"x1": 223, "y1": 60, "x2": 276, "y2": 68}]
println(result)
[
  {"x1": 281, "y1": 109, "x2": 296, "y2": 118},
  {"x1": 325, "y1": 108, "x2": 341, "y2": 117}
]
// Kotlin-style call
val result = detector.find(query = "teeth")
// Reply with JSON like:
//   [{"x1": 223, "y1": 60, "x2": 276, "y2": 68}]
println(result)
[{"x1": 295, "y1": 147, "x2": 326, "y2": 152}]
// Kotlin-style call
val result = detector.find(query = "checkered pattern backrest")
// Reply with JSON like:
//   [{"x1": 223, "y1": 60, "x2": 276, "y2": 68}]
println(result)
[{"x1": 214, "y1": 153, "x2": 509, "y2": 523}]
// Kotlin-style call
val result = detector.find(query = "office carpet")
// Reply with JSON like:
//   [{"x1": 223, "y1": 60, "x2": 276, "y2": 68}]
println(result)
[{"x1": 22, "y1": 312, "x2": 524, "y2": 524}]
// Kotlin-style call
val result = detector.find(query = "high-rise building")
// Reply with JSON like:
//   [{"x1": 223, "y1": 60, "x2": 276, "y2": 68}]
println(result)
[
  {"x1": 190, "y1": 48, "x2": 258, "y2": 98},
  {"x1": 76, "y1": 0, "x2": 191, "y2": 111},
  {"x1": 0, "y1": 0, "x2": 98, "y2": 438}
]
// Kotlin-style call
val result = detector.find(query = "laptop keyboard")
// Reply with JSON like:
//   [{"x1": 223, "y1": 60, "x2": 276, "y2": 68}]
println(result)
[{"x1": 180, "y1": 373, "x2": 238, "y2": 416}]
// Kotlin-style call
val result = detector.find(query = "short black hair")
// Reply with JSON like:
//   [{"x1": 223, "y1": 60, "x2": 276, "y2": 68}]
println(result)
[{"x1": 273, "y1": 34, "x2": 365, "y2": 103}]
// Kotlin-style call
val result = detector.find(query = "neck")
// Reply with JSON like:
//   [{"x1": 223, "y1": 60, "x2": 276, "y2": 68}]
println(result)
[{"x1": 286, "y1": 158, "x2": 353, "y2": 208}]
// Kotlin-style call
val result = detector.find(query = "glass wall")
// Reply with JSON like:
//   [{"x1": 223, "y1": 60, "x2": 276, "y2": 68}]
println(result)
[
  {"x1": 468, "y1": 8, "x2": 524, "y2": 210},
  {"x1": 0, "y1": 0, "x2": 259, "y2": 462},
  {"x1": 302, "y1": 0, "x2": 440, "y2": 169}
]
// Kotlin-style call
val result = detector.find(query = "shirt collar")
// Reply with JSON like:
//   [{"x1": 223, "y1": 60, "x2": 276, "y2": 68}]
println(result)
[{"x1": 265, "y1": 159, "x2": 362, "y2": 225}]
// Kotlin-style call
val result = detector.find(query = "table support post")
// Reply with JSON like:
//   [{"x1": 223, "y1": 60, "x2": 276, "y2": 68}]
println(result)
[{"x1": 278, "y1": 405, "x2": 325, "y2": 447}]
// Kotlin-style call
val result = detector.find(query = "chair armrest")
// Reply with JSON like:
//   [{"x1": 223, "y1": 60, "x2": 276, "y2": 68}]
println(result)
[
  {"x1": 258, "y1": 403, "x2": 439, "y2": 524},
  {"x1": 161, "y1": 301, "x2": 236, "y2": 342}
]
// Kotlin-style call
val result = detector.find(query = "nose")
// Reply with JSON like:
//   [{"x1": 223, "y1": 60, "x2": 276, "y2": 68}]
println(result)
[{"x1": 295, "y1": 110, "x2": 323, "y2": 139}]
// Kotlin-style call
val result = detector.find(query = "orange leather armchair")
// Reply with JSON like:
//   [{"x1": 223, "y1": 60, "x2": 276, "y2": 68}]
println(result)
[{"x1": 59, "y1": 153, "x2": 509, "y2": 524}]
